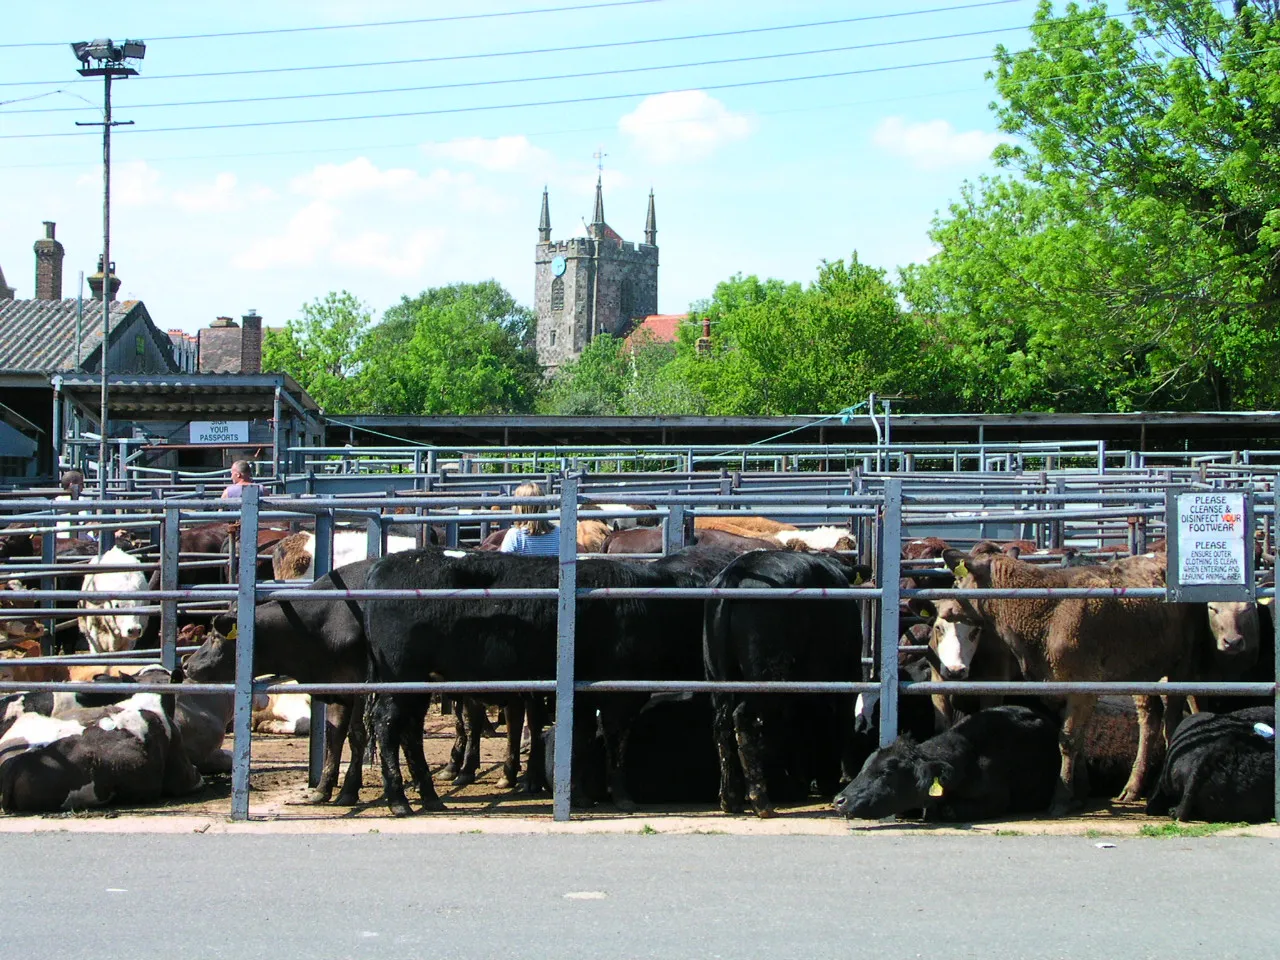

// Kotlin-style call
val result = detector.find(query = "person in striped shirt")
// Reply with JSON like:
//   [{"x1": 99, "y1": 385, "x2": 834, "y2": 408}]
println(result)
[{"x1": 499, "y1": 482, "x2": 561, "y2": 556}]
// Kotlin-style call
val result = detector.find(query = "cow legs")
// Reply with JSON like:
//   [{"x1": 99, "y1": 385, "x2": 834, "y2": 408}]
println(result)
[
  {"x1": 497, "y1": 698, "x2": 525, "y2": 790},
  {"x1": 398, "y1": 696, "x2": 444, "y2": 811},
  {"x1": 374, "y1": 695, "x2": 414, "y2": 817},
  {"x1": 334, "y1": 695, "x2": 368, "y2": 806},
  {"x1": 1050, "y1": 693, "x2": 1096, "y2": 816},
  {"x1": 733, "y1": 700, "x2": 774, "y2": 818},
  {"x1": 451, "y1": 698, "x2": 484, "y2": 788},
  {"x1": 522, "y1": 695, "x2": 550, "y2": 795},
  {"x1": 1118, "y1": 695, "x2": 1163, "y2": 803},
  {"x1": 439, "y1": 698, "x2": 468, "y2": 783},
  {"x1": 598, "y1": 694, "x2": 646, "y2": 812},
  {"x1": 711, "y1": 693, "x2": 745, "y2": 814}
]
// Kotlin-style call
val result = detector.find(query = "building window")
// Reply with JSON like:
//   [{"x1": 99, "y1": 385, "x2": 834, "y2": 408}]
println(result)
[
  {"x1": 549, "y1": 329, "x2": 557, "y2": 347},
  {"x1": 135, "y1": 334, "x2": 146, "y2": 356},
  {"x1": 551, "y1": 276, "x2": 564, "y2": 313}
]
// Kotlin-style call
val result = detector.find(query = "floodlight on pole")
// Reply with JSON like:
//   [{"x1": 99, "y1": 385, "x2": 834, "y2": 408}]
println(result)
[{"x1": 71, "y1": 38, "x2": 144, "y2": 511}]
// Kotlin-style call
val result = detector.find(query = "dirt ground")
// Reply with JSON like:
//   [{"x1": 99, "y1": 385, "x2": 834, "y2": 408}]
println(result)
[{"x1": 0, "y1": 704, "x2": 1186, "y2": 833}]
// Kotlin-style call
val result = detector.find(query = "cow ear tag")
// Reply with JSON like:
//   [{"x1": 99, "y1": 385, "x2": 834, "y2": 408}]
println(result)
[
  {"x1": 226, "y1": 624, "x2": 238, "y2": 639},
  {"x1": 853, "y1": 573, "x2": 863, "y2": 585},
  {"x1": 953, "y1": 560, "x2": 969, "y2": 580},
  {"x1": 929, "y1": 777, "x2": 944, "y2": 797}
]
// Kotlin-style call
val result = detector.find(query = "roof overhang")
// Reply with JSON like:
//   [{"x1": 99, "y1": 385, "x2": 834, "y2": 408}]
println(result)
[{"x1": 56, "y1": 372, "x2": 321, "y2": 418}]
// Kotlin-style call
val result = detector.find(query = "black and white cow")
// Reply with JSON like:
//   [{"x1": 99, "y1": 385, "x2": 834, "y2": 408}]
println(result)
[
  {"x1": 833, "y1": 704, "x2": 1060, "y2": 821},
  {"x1": 703, "y1": 550, "x2": 870, "y2": 817},
  {"x1": 0, "y1": 685, "x2": 203, "y2": 812},
  {"x1": 1146, "y1": 706, "x2": 1276, "y2": 823}
]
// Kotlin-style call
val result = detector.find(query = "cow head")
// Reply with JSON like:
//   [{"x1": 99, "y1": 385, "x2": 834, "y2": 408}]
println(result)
[
  {"x1": 929, "y1": 599, "x2": 981, "y2": 681},
  {"x1": 1205, "y1": 601, "x2": 1260, "y2": 657},
  {"x1": 832, "y1": 736, "x2": 952, "y2": 819},
  {"x1": 182, "y1": 614, "x2": 236, "y2": 683}
]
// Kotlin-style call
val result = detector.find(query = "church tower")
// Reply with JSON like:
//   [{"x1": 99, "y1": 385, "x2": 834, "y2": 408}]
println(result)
[{"x1": 535, "y1": 178, "x2": 658, "y2": 374}]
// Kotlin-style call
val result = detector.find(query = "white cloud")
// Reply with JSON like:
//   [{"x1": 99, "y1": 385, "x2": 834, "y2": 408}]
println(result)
[
  {"x1": 871, "y1": 117, "x2": 1007, "y2": 171},
  {"x1": 231, "y1": 201, "x2": 337, "y2": 270},
  {"x1": 422, "y1": 135, "x2": 552, "y2": 173},
  {"x1": 290, "y1": 156, "x2": 427, "y2": 200},
  {"x1": 172, "y1": 172, "x2": 240, "y2": 213},
  {"x1": 77, "y1": 159, "x2": 165, "y2": 206},
  {"x1": 618, "y1": 91, "x2": 753, "y2": 164},
  {"x1": 330, "y1": 228, "x2": 446, "y2": 277}
]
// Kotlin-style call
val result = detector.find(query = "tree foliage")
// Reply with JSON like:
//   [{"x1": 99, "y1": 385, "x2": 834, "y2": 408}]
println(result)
[
  {"x1": 905, "y1": 0, "x2": 1280, "y2": 411},
  {"x1": 262, "y1": 291, "x2": 371, "y2": 415}
]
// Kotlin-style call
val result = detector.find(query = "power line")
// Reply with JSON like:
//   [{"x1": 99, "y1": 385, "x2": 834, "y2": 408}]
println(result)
[
  {"x1": 0, "y1": 55, "x2": 1002, "y2": 140},
  {"x1": 0, "y1": 0, "x2": 666, "y2": 49},
  {"x1": 0, "y1": 20, "x2": 1067, "y2": 116},
  {"x1": 0, "y1": 87, "x2": 988, "y2": 170},
  {"x1": 0, "y1": 1, "x2": 1030, "y2": 88}
]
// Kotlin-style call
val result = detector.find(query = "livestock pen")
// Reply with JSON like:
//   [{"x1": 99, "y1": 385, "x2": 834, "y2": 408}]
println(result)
[{"x1": 0, "y1": 448, "x2": 1276, "y2": 823}]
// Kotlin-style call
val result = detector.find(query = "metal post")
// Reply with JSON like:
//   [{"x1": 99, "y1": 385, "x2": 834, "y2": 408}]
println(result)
[
  {"x1": 307, "y1": 509, "x2": 334, "y2": 788},
  {"x1": 272, "y1": 386, "x2": 282, "y2": 483},
  {"x1": 160, "y1": 506, "x2": 179, "y2": 671},
  {"x1": 39, "y1": 528, "x2": 56, "y2": 654},
  {"x1": 878, "y1": 479, "x2": 902, "y2": 748},
  {"x1": 1274, "y1": 482, "x2": 1280, "y2": 825},
  {"x1": 231, "y1": 484, "x2": 260, "y2": 821},
  {"x1": 1097, "y1": 440, "x2": 1107, "y2": 476},
  {"x1": 553, "y1": 473, "x2": 580, "y2": 822},
  {"x1": 367, "y1": 515, "x2": 383, "y2": 561},
  {"x1": 1051, "y1": 476, "x2": 1066, "y2": 549},
  {"x1": 663, "y1": 503, "x2": 686, "y2": 555}
]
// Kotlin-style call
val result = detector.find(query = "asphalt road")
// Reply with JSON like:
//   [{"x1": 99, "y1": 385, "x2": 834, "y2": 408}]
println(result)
[{"x1": 5, "y1": 833, "x2": 1278, "y2": 959}]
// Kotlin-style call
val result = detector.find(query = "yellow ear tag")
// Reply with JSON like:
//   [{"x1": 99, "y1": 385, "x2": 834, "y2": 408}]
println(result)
[
  {"x1": 226, "y1": 625, "x2": 238, "y2": 640},
  {"x1": 853, "y1": 573, "x2": 863, "y2": 585},
  {"x1": 953, "y1": 560, "x2": 969, "y2": 580},
  {"x1": 929, "y1": 777, "x2": 944, "y2": 798}
]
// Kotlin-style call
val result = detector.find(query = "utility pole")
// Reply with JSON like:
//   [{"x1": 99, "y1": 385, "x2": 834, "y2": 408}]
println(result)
[{"x1": 72, "y1": 39, "x2": 145, "y2": 495}]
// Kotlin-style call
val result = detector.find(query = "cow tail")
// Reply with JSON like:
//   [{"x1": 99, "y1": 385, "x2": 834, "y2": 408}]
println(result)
[{"x1": 363, "y1": 653, "x2": 379, "y2": 766}]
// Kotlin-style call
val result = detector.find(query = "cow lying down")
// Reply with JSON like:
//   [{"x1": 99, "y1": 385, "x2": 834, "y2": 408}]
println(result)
[
  {"x1": 833, "y1": 705, "x2": 1060, "y2": 822},
  {"x1": 0, "y1": 680, "x2": 203, "y2": 812},
  {"x1": 1146, "y1": 706, "x2": 1275, "y2": 824}
]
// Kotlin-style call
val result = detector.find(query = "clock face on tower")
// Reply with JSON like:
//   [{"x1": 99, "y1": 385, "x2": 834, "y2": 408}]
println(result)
[{"x1": 551, "y1": 255, "x2": 566, "y2": 277}]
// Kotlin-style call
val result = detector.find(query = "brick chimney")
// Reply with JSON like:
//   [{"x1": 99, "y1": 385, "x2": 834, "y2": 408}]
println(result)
[
  {"x1": 34, "y1": 221, "x2": 65, "y2": 300},
  {"x1": 240, "y1": 309, "x2": 262, "y2": 374},
  {"x1": 87, "y1": 255, "x2": 120, "y2": 302}
]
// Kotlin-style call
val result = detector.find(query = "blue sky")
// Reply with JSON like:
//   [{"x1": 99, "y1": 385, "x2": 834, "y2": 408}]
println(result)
[{"x1": 0, "y1": 0, "x2": 1048, "y2": 333}]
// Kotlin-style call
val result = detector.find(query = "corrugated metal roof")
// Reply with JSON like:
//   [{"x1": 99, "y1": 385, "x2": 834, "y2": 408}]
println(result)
[{"x1": 0, "y1": 298, "x2": 136, "y2": 372}]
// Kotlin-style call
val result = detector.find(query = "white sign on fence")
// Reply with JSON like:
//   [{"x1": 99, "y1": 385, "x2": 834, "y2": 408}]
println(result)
[
  {"x1": 1175, "y1": 491, "x2": 1247, "y2": 586},
  {"x1": 189, "y1": 420, "x2": 249, "y2": 445}
]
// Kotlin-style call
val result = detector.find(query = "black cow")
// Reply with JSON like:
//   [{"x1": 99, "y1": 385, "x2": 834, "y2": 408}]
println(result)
[
  {"x1": 1146, "y1": 706, "x2": 1276, "y2": 823},
  {"x1": 703, "y1": 550, "x2": 870, "y2": 817},
  {"x1": 363, "y1": 544, "x2": 739, "y2": 816},
  {"x1": 833, "y1": 704, "x2": 1060, "y2": 821},
  {"x1": 183, "y1": 559, "x2": 377, "y2": 804}
]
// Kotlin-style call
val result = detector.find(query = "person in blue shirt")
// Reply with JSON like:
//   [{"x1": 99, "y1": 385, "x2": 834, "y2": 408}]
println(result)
[{"x1": 499, "y1": 482, "x2": 561, "y2": 556}]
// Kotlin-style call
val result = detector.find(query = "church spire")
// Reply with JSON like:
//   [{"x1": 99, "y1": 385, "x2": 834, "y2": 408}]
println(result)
[
  {"x1": 644, "y1": 189, "x2": 656, "y2": 246},
  {"x1": 538, "y1": 186, "x2": 551, "y2": 242},
  {"x1": 591, "y1": 175, "x2": 606, "y2": 227}
]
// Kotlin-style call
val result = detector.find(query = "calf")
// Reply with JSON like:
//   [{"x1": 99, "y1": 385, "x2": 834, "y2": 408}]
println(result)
[
  {"x1": 833, "y1": 705, "x2": 1060, "y2": 821},
  {"x1": 0, "y1": 688, "x2": 203, "y2": 812},
  {"x1": 184, "y1": 559, "x2": 378, "y2": 804},
  {"x1": 938, "y1": 548, "x2": 1204, "y2": 811},
  {"x1": 601, "y1": 526, "x2": 780, "y2": 555},
  {"x1": 703, "y1": 550, "x2": 868, "y2": 817},
  {"x1": 694, "y1": 516, "x2": 796, "y2": 537},
  {"x1": 1146, "y1": 706, "x2": 1275, "y2": 823},
  {"x1": 270, "y1": 530, "x2": 417, "y2": 581},
  {"x1": 78, "y1": 546, "x2": 150, "y2": 652}
]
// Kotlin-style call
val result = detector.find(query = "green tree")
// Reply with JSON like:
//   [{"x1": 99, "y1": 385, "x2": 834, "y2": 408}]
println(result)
[
  {"x1": 360, "y1": 280, "x2": 541, "y2": 415},
  {"x1": 539, "y1": 332, "x2": 707, "y2": 415},
  {"x1": 671, "y1": 257, "x2": 921, "y2": 415},
  {"x1": 907, "y1": 0, "x2": 1280, "y2": 410},
  {"x1": 261, "y1": 291, "x2": 371, "y2": 414}
]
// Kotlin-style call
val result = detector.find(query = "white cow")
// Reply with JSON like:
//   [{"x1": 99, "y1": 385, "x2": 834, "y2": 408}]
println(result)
[
  {"x1": 253, "y1": 680, "x2": 312, "y2": 735},
  {"x1": 78, "y1": 547, "x2": 150, "y2": 652},
  {"x1": 774, "y1": 526, "x2": 857, "y2": 552}
]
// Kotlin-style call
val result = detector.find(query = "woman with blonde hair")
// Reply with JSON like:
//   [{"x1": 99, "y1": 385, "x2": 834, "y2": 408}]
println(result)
[{"x1": 498, "y1": 482, "x2": 561, "y2": 556}]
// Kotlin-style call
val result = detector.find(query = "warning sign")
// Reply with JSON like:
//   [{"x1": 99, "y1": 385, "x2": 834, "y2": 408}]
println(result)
[{"x1": 1176, "y1": 491, "x2": 1247, "y2": 586}]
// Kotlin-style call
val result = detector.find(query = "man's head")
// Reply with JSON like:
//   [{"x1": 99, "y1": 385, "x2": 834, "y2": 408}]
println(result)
[{"x1": 230, "y1": 460, "x2": 253, "y2": 483}]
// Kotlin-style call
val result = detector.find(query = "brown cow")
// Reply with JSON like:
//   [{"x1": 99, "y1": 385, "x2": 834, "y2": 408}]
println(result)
[
  {"x1": 601, "y1": 527, "x2": 781, "y2": 555},
  {"x1": 938, "y1": 547, "x2": 1203, "y2": 813},
  {"x1": 901, "y1": 537, "x2": 951, "y2": 560},
  {"x1": 694, "y1": 516, "x2": 796, "y2": 537}
]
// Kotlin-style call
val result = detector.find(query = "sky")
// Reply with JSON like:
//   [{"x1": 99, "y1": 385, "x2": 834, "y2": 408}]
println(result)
[{"x1": 0, "y1": 0, "x2": 1049, "y2": 334}]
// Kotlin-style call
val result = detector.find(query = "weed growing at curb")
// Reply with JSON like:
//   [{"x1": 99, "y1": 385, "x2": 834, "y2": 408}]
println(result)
[
  {"x1": 1138, "y1": 822, "x2": 1247, "y2": 838},
  {"x1": 638, "y1": 824, "x2": 658, "y2": 835}
]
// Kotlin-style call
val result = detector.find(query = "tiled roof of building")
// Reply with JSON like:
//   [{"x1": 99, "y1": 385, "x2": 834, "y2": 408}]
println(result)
[
  {"x1": 0, "y1": 298, "x2": 146, "y2": 373},
  {"x1": 624, "y1": 313, "x2": 688, "y2": 347}
]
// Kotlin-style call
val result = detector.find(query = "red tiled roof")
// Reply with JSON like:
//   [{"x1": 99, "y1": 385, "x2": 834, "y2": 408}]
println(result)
[{"x1": 624, "y1": 314, "x2": 687, "y2": 348}]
